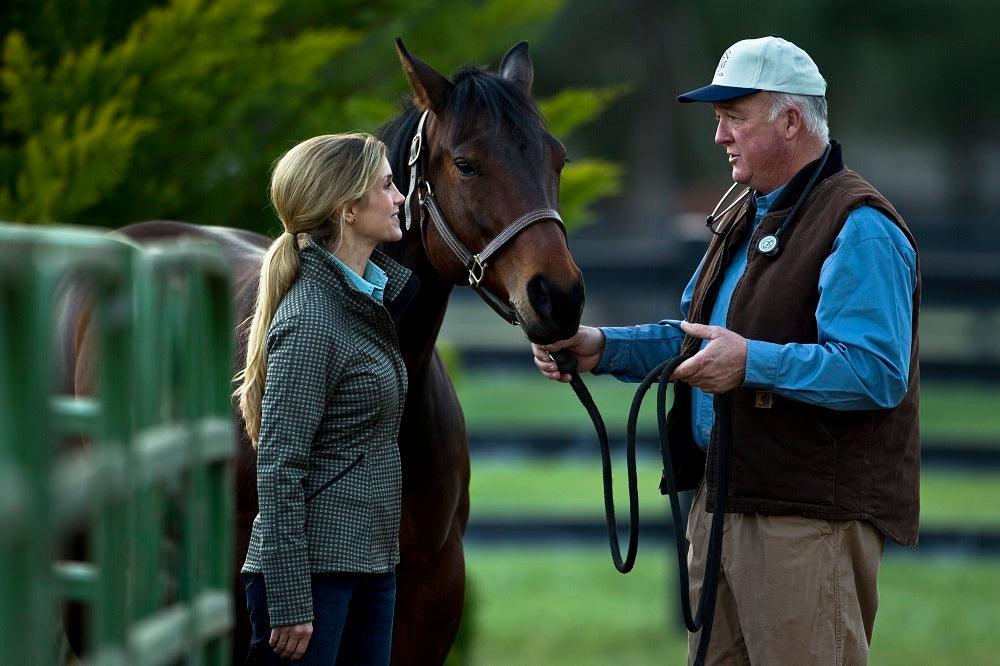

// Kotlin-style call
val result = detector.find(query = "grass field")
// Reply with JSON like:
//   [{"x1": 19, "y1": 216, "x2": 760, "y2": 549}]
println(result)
[
  {"x1": 455, "y1": 372, "x2": 1000, "y2": 529},
  {"x1": 452, "y1": 372, "x2": 1000, "y2": 443},
  {"x1": 451, "y1": 547, "x2": 1000, "y2": 665},
  {"x1": 468, "y1": 460, "x2": 1000, "y2": 528},
  {"x1": 445, "y1": 372, "x2": 1000, "y2": 664}
]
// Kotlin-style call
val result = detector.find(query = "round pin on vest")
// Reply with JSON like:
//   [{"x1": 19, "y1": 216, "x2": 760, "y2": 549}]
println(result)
[{"x1": 757, "y1": 235, "x2": 779, "y2": 255}]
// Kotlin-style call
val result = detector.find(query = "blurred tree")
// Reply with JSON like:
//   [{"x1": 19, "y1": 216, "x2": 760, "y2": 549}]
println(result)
[
  {"x1": 0, "y1": 0, "x2": 161, "y2": 62},
  {"x1": 0, "y1": 0, "x2": 624, "y2": 232}
]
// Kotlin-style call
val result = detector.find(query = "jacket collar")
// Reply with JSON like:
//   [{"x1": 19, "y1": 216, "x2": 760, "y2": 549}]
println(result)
[
  {"x1": 370, "y1": 248, "x2": 419, "y2": 322},
  {"x1": 301, "y1": 240, "x2": 417, "y2": 322}
]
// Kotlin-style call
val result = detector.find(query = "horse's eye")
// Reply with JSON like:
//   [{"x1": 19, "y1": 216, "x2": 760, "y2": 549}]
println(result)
[{"x1": 454, "y1": 159, "x2": 478, "y2": 177}]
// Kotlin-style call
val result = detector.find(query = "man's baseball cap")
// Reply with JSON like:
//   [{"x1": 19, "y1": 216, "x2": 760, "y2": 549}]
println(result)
[{"x1": 677, "y1": 36, "x2": 826, "y2": 103}]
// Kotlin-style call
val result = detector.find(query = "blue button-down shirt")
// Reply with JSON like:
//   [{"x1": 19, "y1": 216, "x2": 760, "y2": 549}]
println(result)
[
  {"x1": 595, "y1": 186, "x2": 917, "y2": 450},
  {"x1": 327, "y1": 251, "x2": 389, "y2": 304}
]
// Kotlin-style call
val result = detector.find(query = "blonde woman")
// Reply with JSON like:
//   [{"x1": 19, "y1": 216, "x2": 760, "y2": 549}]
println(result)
[{"x1": 235, "y1": 133, "x2": 409, "y2": 664}]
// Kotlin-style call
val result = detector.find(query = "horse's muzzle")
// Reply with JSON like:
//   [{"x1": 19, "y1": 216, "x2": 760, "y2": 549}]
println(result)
[{"x1": 521, "y1": 273, "x2": 585, "y2": 343}]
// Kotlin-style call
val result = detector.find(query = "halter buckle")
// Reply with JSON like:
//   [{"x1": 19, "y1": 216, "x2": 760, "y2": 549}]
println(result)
[
  {"x1": 468, "y1": 254, "x2": 487, "y2": 287},
  {"x1": 416, "y1": 180, "x2": 433, "y2": 214}
]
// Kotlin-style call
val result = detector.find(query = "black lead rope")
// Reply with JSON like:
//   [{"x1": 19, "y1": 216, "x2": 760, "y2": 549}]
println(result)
[
  {"x1": 549, "y1": 350, "x2": 643, "y2": 573},
  {"x1": 550, "y1": 349, "x2": 730, "y2": 666}
]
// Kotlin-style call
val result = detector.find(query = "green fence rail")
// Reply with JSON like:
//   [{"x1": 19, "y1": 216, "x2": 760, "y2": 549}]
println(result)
[{"x1": 0, "y1": 223, "x2": 235, "y2": 665}]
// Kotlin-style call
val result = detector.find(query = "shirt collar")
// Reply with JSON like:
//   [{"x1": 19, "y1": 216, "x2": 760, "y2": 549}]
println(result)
[
  {"x1": 310, "y1": 242, "x2": 388, "y2": 303},
  {"x1": 754, "y1": 184, "x2": 787, "y2": 218},
  {"x1": 331, "y1": 254, "x2": 388, "y2": 304}
]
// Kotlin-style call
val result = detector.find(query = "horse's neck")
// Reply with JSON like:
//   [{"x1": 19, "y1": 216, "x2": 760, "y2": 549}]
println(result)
[{"x1": 390, "y1": 233, "x2": 454, "y2": 378}]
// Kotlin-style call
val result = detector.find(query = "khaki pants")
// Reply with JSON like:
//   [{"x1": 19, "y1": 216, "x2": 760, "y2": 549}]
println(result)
[{"x1": 686, "y1": 484, "x2": 884, "y2": 665}]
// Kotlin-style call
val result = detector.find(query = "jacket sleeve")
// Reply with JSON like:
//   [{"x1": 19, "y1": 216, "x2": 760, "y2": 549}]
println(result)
[{"x1": 256, "y1": 311, "x2": 341, "y2": 625}]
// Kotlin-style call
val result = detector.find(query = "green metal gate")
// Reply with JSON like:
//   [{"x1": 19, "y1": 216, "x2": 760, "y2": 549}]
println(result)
[{"x1": 0, "y1": 223, "x2": 235, "y2": 665}]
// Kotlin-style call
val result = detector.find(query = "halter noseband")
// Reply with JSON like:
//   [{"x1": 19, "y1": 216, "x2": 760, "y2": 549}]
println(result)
[{"x1": 403, "y1": 110, "x2": 565, "y2": 325}]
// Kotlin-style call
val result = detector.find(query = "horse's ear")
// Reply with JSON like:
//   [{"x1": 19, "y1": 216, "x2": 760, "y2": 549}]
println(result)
[
  {"x1": 499, "y1": 41, "x2": 533, "y2": 94},
  {"x1": 396, "y1": 38, "x2": 454, "y2": 113}
]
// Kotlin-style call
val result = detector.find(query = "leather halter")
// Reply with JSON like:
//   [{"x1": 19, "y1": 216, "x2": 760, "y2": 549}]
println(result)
[{"x1": 403, "y1": 110, "x2": 565, "y2": 325}]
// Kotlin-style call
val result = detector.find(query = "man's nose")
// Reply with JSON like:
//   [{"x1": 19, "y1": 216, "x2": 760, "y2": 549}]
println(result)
[{"x1": 714, "y1": 122, "x2": 731, "y2": 145}]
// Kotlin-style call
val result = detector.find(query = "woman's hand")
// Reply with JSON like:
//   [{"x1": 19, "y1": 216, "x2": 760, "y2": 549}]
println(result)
[
  {"x1": 531, "y1": 326, "x2": 606, "y2": 383},
  {"x1": 270, "y1": 622, "x2": 313, "y2": 661}
]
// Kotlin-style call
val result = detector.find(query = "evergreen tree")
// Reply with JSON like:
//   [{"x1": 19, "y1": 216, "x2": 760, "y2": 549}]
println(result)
[{"x1": 0, "y1": 0, "x2": 623, "y2": 233}]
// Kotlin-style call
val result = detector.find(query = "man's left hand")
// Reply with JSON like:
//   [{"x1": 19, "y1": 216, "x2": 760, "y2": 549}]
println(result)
[{"x1": 670, "y1": 322, "x2": 748, "y2": 393}]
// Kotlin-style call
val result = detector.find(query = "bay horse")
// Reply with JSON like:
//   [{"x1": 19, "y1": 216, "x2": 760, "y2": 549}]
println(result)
[{"x1": 65, "y1": 40, "x2": 583, "y2": 663}]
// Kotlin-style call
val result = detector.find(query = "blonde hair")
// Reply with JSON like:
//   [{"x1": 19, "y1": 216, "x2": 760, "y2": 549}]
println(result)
[{"x1": 234, "y1": 133, "x2": 388, "y2": 447}]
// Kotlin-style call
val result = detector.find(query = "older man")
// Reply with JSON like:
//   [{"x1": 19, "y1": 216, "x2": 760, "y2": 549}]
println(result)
[{"x1": 533, "y1": 36, "x2": 919, "y2": 664}]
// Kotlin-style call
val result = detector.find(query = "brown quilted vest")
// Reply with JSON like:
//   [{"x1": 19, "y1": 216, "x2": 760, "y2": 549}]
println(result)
[{"x1": 664, "y1": 144, "x2": 921, "y2": 545}]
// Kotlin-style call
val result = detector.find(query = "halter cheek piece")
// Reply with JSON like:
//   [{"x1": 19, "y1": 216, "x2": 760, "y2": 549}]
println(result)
[{"x1": 403, "y1": 111, "x2": 565, "y2": 325}]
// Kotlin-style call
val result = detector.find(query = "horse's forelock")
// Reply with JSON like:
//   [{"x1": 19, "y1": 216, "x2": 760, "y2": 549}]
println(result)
[
  {"x1": 445, "y1": 68, "x2": 545, "y2": 151},
  {"x1": 379, "y1": 67, "x2": 547, "y2": 178}
]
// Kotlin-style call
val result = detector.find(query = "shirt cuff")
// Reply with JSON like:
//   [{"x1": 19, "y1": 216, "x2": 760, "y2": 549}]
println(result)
[
  {"x1": 744, "y1": 339, "x2": 781, "y2": 388},
  {"x1": 593, "y1": 327, "x2": 631, "y2": 375}
]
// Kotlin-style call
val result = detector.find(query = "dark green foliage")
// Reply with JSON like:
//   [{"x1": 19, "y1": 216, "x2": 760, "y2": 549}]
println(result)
[{"x1": 1, "y1": 0, "x2": 623, "y2": 232}]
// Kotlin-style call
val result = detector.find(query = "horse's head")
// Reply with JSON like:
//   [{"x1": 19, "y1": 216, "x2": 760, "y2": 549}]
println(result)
[{"x1": 395, "y1": 40, "x2": 584, "y2": 344}]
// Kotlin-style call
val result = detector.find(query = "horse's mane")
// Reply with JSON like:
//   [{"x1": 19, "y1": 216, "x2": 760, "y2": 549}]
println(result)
[
  {"x1": 379, "y1": 100, "x2": 422, "y2": 196},
  {"x1": 378, "y1": 103, "x2": 423, "y2": 264}
]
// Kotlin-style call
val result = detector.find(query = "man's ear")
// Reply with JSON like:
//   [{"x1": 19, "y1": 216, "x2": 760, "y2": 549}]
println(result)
[
  {"x1": 396, "y1": 38, "x2": 454, "y2": 113},
  {"x1": 783, "y1": 105, "x2": 805, "y2": 140}
]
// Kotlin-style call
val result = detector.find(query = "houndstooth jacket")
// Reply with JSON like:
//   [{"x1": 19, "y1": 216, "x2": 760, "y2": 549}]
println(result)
[{"x1": 242, "y1": 239, "x2": 412, "y2": 626}]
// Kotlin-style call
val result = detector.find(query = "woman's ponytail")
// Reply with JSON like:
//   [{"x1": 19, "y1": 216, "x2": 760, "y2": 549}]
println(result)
[{"x1": 234, "y1": 231, "x2": 301, "y2": 447}]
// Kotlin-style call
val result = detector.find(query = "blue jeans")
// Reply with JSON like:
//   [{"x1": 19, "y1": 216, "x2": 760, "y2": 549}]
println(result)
[{"x1": 242, "y1": 571, "x2": 396, "y2": 665}]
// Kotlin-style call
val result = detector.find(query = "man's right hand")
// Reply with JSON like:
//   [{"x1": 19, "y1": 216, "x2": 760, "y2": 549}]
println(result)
[
  {"x1": 270, "y1": 621, "x2": 313, "y2": 661},
  {"x1": 531, "y1": 326, "x2": 605, "y2": 383}
]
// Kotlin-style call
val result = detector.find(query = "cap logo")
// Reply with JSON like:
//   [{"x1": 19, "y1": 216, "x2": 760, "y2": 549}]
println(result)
[{"x1": 715, "y1": 49, "x2": 731, "y2": 78}]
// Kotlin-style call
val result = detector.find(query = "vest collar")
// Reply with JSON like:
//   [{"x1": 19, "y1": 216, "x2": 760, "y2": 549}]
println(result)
[{"x1": 765, "y1": 139, "x2": 844, "y2": 215}]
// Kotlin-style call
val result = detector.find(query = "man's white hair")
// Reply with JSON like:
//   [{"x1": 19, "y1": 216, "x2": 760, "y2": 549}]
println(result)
[{"x1": 768, "y1": 93, "x2": 829, "y2": 143}]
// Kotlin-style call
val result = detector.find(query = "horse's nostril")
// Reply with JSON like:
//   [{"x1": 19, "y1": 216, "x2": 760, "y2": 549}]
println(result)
[
  {"x1": 526, "y1": 274, "x2": 584, "y2": 327},
  {"x1": 535, "y1": 285, "x2": 550, "y2": 307},
  {"x1": 526, "y1": 274, "x2": 551, "y2": 317}
]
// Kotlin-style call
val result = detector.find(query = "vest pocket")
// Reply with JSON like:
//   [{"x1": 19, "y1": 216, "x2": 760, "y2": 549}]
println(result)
[
  {"x1": 304, "y1": 452, "x2": 365, "y2": 504},
  {"x1": 730, "y1": 395, "x2": 837, "y2": 505}
]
